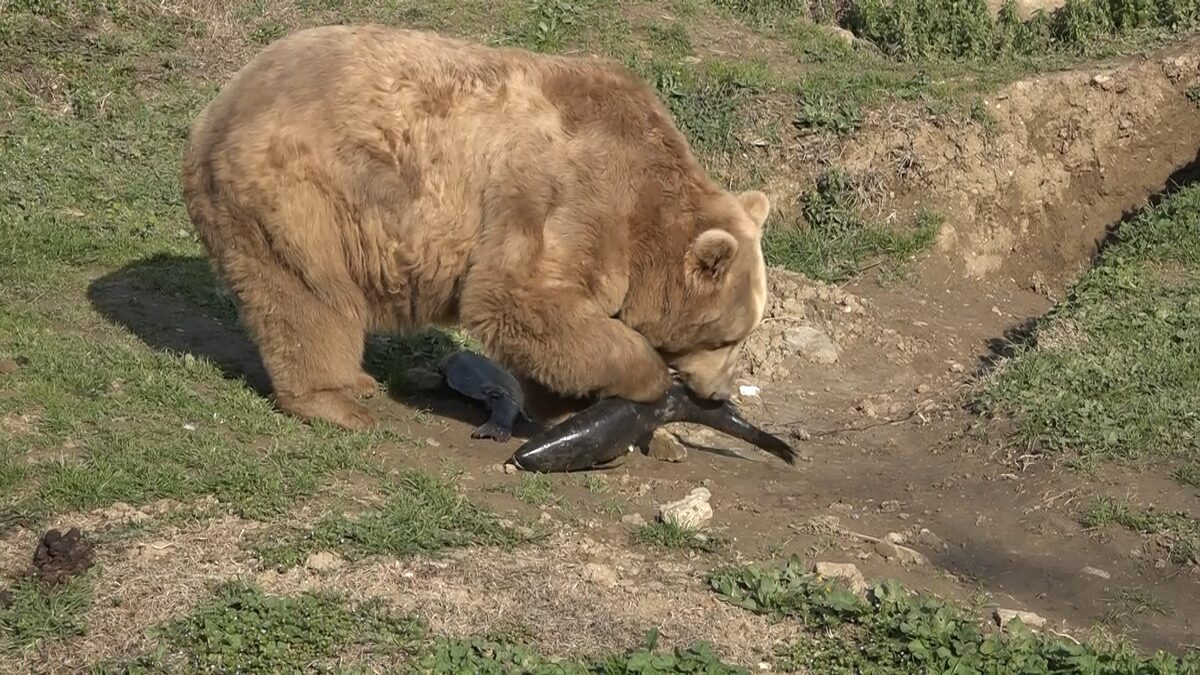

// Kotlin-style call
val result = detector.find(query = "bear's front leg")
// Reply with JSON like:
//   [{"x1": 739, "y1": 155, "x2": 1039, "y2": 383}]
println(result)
[{"x1": 463, "y1": 284, "x2": 671, "y2": 406}]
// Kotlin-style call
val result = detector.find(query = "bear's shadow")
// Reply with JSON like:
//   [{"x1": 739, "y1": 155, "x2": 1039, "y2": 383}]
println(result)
[{"x1": 86, "y1": 253, "x2": 535, "y2": 440}]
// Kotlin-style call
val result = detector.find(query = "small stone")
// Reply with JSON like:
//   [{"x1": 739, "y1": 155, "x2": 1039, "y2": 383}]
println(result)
[
  {"x1": 1090, "y1": 73, "x2": 1114, "y2": 90},
  {"x1": 1081, "y1": 566, "x2": 1111, "y2": 580},
  {"x1": 539, "y1": 512, "x2": 553, "y2": 523},
  {"x1": 994, "y1": 608, "x2": 1046, "y2": 630},
  {"x1": 874, "y1": 541, "x2": 899, "y2": 559},
  {"x1": 503, "y1": 463, "x2": 518, "y2": 475},
  {"x1": 812, "y1": 561, "x2": 868, "y2": 596},
  {"x1": 819, "y1": 24, "x2": 857, "y2": 47},
  {"x1": 916, "y1": 528, "x2": 947, "y2": 550},
  {"x1": 1154, "y1": 558, "x2": 1167, "y2": 570},
  {"x1": 782, "y1": 326, "x2": 839, "y2": 364},
  {"x1": 884, "y1": 532, "x2": 906, "y2": 544},
  {"x1": 425, "y1": 437, "x2": 440, "y2": 447},
  {"x1": 304, "y1": 551, "x2": 345, "y2": 573},
  {"x1": 916, "y1": 383, "x2": 932, "y2": 394},
  {"x1": 658, "y1": 487, "x2": 713, "y2": 530},
  {"x1": 621, "y1": 513, "x2": 647, "y2": 527},
  {"x1": 405, "y1": 366, "x2": 443, "y2": 391},
  {"x1": 0, "y1": 359, "x2": 20, "y2": 375},
  {"x1": 647, "y1": 429, "x2": 687, "y2": 463},
  {"x1": 949, "y1": 363, "x2": 965, "y2": 373},
  {"x1": 491, "y1": 463, "x2": 506, "y2": 474},
  {"x1": 581, "y1": 562, "x2": 618, "y2": 586}
]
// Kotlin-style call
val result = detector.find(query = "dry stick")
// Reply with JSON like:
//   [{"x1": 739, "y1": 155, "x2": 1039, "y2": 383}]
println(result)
[
  {"x1": 839, "y1": 529, "x2": 928, "y2": 564},
  {"x1": 768, "y1": 405, "x2": 929, "y2": 438}
]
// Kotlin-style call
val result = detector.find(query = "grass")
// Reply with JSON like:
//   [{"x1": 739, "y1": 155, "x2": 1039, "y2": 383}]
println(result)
[
  {"x1": 978, "y1": 183, "x2": 1200, "y2": 464},
  {"x1": 98, "y1": 583, "x2": 750, "y2": 673},
  {"x1": 1175, "y1": 462, "x2": 1200, "y2": 489},
  {"x1": 1081, "y1": 496, "x2": 1200, "y2": 565},
  {"x1": 92, "y1": 581, "x2": 425, "y2": 673},
  {"x1": 764, "y1": 169, "x2": 944, "y2": 283},
  {"x1": 708, "y1": 557, "x2": 1200, "y2": 672},
  {"x1": 0, "y1": 573, "x2": 96, "y2": 650},
  {"x1": 632, "y1": 521, "x2": 728, "y2": 553},
  {"x1": 251, "y1": 470, "x2": 531, "y2": 570}
]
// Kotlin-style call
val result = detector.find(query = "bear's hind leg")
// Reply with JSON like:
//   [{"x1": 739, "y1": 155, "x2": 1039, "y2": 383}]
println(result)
[{"x1": 233, "y1": 263, "x2": 378, "y2": 431}]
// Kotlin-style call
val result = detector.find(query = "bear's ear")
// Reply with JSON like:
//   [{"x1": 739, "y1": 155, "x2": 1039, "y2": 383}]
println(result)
[
  {"x1": 738, "y1": 190, "x2": 771, "y2": 230},
  {"x1": 687, "y1": 229, "x2": 739, "y2": 285}
]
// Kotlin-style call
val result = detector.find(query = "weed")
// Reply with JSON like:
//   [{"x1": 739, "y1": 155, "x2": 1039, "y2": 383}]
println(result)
[
  {"x1": 795, "y1": 95, "x2": 863, "y2": 135},
  {"x1": 511, "y1": 474, "x2": 561, "y2": 507},
  {"x1": 253, "y1": 471, "x2": 528, "y2": 570},
  {"x1": 645, "y1": 21, "x2": 693, "y2": 58},
  {"x1": 1081, "y1": 496, "x2": 1199, "y2": 564},
  {"x1": 0, "y1": 572, "x2": 95, "y2": 649},
  {"x1": 633, "y1": 521, "x2": 727, "y2": 553},
  {"x1": 977, "y1": 183, "x2": 1200, "y2": 463},
  {"x1": 709, "y1": 557, "x2": 1200, "y2": 671},
  {"x1": 764, "y1": 169, "x2": 941, "y2": 282},
  {"x1": 1175, "y1": 462, "x2": 1200, "y2": 489},
  {"x1": 514, "y1": 0, "x2": 586, "y2": 52},
  {"x1": 98, "y1": 581, "x2": 423, "y2": 672}
]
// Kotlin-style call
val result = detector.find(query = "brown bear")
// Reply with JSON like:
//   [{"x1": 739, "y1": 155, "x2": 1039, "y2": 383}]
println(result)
[{"x1": 181, "y1": 24, "x2": 771, "y2": 431}]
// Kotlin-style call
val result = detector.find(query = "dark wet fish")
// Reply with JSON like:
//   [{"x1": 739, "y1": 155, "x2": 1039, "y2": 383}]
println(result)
[
  {"x1": 509, "y1": 381, "x2": 797, "y2": 473},
  {"x1": 438, "y1": 351, "x2": 529, "y2": 442}
]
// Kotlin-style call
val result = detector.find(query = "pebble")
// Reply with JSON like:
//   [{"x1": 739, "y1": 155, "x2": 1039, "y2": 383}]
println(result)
[
  {"x1": 782, "y1": 326, "x2": 839, "y2": 364},
  {"x1": 503, "y1": 463, "x2": 518, "y2": 475},
  {"x1": 812, "y1": 561, "x2": 868, "y2": 596},
  {"x1": 1081, "y1": 566, "x2": 1111, "y2": 580},
  {"x1": 994, "y1": 608, "x2": 1046, "y2": 630},
  {"x1": 621, "y1": 513, "x2": 647, "y2": 527},
  {"x1": 646, "y1": 429, "x2": 688, "y2": 463},
  {"x1": 658, "y1": 487, "x2": 713, "y2": 530},
  {"x1": 874, "y1": 541, "x2": 900, "y2": 559},
  {"x1": 0, "y1": 358, "x2": 20, "y2": 375},
  {"x1": 916, "y1": 383, "x2": 932, "y2": 394},
  {"x1": 581, "y1": 562, "x2": 618, "y2": 587},
  {"x1": 1090, "y1": 73, "x2": 1114, "y2": 90}
]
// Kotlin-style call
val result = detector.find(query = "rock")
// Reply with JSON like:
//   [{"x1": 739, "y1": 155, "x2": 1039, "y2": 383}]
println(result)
[
  {"x1": 782, "y1": 326, "x2": 839, "y2": 364},
  {"x1": 647, "y1": 429, "x2": 687, "y2": 462},
  {"x1": 581, "y1": 562, "x2": 618, "y2": 586},
  {"x1": 658, "y1": 487, "x2": 713, "y2": 530},
  {"x1": 0, "y1": 358, "x2": 20, "y2": 375},
  {"x1": 503, "y1": 462, "x2": 518, "y2": 475},
  {"x1": 884, "y1": 532, "x2": 906, "y2": 544},
  {"x1": 1090, "y1": 73, "x2": 1114, "y2": 90},
  {"x1": 820, "y1": 24, "x2": 858, "y2": 47},
  {"x1": 874, "y1": 541, "x2": 899, "y2": 559},
  {"x1": 304, "y1": 551, "x2": 345, "y2": 573},
  {"x1": 812, "y1": 561, "x2": 868, "y2": 596},
  {"x1": 916, "y1": 528, "x2": 947, "y2": 550},
  {"x1": 405, "y1": 366, "x2": 443, "y2": 391},
  {"x1": 994, "y1": 608, "x2": 1046, "y2": 630},
  {"x1": 916, "y1": 383, "x2": 932, "y2": 394},
  {"x1": 1081, "y1": 566, "x2": 1111, "y2": 580},
  {"x1": 621, "y1": 513, "x2": 647, "y2": 527}
]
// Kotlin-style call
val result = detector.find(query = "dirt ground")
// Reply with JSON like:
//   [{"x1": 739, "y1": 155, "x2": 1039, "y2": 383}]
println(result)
[{"x1": 4, "y1": 10, "x2": 1200, "y2": 671}]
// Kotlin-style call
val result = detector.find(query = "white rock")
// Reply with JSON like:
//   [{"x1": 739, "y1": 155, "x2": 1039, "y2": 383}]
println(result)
[
  {"x1": 812, "y1": 561, "x2": 868, "y2": 596},
  {"x1": 621, "y1": 513, "x2": 647, "y2": 527},
  {"x1": 1081, "y1": 566, "x2": 1111, "y2": 580},
  {"x1": 782, "y1": 326, "x2": 839, "y2": 364},
  {"x1": 738, "y1": 384, "x2": 761, "y2": 397},
  {"x1": 994, "y1": 608, "x2": 1046, "y2": 630},
  {"x1": 658, "y1": 487, "x2": 713, "y2": 529}
]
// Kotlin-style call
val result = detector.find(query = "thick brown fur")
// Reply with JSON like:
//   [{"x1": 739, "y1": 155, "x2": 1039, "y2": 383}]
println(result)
[{"x1": 182, "y1": 25, "x2": 771, "y2": 430}]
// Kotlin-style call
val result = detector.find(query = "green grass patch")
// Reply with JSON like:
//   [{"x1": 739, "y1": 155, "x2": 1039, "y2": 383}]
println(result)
[
  {"x1": 977, "y1": 183, "x2": 1200, "y2": 463},
  {"x1": 252, "y1": 470, "x2": 529, "y2": 570},
  {"x1": 98, "y1": 584, "x2": 749, "y2": 672},
  {"x1": 0, "y1": 572, "x2": 96, "y2": 650},
  {"x1": 93, "y1": 581, "x2": 424, "y2": 673},
  {"x1": 764, "y1": 169, "x2": 943, "y2": 282},
  {"x1": 1175, "y1": 462, "x2": 1200, "y2": 489},
  {"x1": 632, "y1": 521, "x2": 728, "y2": 553},
  {"x1": 1081, "y1": 496, "x2": 1200, "y2": 565},
  {"x1": 709, "y1": 557, "x2": 1200, "y2": 672}
]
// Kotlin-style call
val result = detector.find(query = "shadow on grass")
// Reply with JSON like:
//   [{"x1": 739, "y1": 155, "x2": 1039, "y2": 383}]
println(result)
[{"x1": 84, "y1": 253, "x2": 531, "y2": 438}]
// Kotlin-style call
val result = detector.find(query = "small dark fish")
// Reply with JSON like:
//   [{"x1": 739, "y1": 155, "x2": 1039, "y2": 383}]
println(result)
[
  {"x1": 509, "y1": 381, "x2": 797, "y2": 473},
  {"x1": 438, "y1": 351, "x2": 529, "y2": 442}
]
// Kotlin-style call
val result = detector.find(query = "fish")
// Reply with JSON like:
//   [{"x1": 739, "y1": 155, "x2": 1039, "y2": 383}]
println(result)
[
  {"x1": 509, "y1": 380, "x2": 797, "y2": 473},
  {"x1": 437, "y1": 351, "x2": 530, "y2": 442}
]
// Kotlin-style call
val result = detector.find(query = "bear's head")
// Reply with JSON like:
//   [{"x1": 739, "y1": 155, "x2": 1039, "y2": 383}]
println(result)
[{"x1": 636, "y1": 189, "x2": 771, "y2": 401}]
